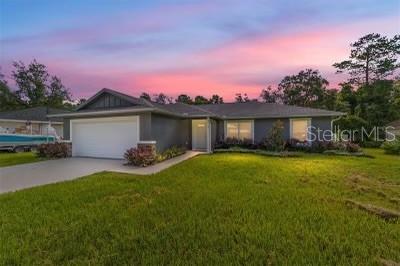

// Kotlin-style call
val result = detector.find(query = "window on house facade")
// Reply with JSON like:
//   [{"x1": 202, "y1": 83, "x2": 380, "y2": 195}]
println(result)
[
  {"x1": 226, "y1": 121, "x2": 253, "y2": 140},
  {"x1": 291, "y1": 119, "x2": 311, "y2": 141}
]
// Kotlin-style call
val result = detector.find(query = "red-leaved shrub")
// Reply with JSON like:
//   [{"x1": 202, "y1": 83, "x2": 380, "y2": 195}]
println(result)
[{"x1": 124, "y1": 146, "x2": 157, "y2": 167}]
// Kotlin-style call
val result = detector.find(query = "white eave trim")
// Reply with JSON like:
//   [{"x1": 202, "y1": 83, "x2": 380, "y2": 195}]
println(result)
[
  {"x1": 47, "y1": 108, "x2": 154, "y2": 118},
  {"x1": 0, "y1": 118, "x2": 63, "y2": 124}
]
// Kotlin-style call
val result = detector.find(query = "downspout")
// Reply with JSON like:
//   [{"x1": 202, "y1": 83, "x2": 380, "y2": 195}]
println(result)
[{"x1": 207, "y1": 117, "x2": 212, "y2": 153}]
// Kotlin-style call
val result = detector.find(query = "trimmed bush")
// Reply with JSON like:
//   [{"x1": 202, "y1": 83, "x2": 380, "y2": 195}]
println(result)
[
  {"x1": 285, "y1": 139, "x2": 361, "y2": 153},
  {"x1": 214, "y1": 137, "x2": 256, "y2": 149},
  {"x1": 345, "y1": 142, "x2": 361, "y2": 153},
  {"x1": 264, "y1": 120, "x2": 285, "y2": 151},
  {"x1": 157, "y1": 146, "x2": 186, "y2": 162},
  {"x1": 36, "y1": 142, "x2": 71, "y2": 158},
  {"x1": 124, "y1": 146, "x2": 157, "y2": 167},
  {"x1": 381, "y1": 140, "x2": 400, "y2": 155}
]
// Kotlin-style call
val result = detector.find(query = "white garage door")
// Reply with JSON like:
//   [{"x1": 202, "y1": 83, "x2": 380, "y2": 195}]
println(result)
[{"x1": 71, "y1": 116, "x2": 139, "y2": 159}]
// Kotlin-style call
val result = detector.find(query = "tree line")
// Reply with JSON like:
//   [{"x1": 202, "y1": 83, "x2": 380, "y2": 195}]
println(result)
[{"x1": 1, "y1": 33, "x2": 399, "y2": 128}]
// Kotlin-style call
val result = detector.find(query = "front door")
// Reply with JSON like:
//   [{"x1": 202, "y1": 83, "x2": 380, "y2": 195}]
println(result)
[{"x1": 192, "y1": 119, "x2": 208, "y2": 151}]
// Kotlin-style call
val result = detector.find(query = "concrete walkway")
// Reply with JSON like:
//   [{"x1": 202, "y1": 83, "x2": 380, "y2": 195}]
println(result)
[
  {"x1": 109, "y1": 151, "x2": 202, "y2": 175},
  {"x1": 0, "y1": 151, "x2": 202, "y2": 194}
]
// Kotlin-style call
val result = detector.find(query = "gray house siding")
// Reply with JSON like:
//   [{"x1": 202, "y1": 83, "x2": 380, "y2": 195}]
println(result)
[
  {"x1": 83, "y1": 93, "x2": 134, "y2": 110},
  {"x1": 213, "y1": 117, "x2": 333, "y2": 144},
  {"x1": 63, "y1": 118, "x2": 71, "y2": 140},
  {"x1": 254, "y1": 118, "x2": 291, "y2": 142},
  {"x1": 210, "y1": 119, "x2": 217, "y2": 149},
  {"x1": 150, "y1": 114, "x2": 190, "y2": 152},
  {"x1": 310, "y1": 117, "x2": 333, "y2": 141},
  {"x1": 139, "y1": 112, "x2": 152, "y2": 141}
]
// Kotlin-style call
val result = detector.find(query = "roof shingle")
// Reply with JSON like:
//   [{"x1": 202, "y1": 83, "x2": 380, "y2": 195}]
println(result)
[{"x1": 0, "y1": 107, "x2": 69, "y2": 122}]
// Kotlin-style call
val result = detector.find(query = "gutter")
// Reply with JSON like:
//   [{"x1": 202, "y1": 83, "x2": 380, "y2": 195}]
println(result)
[
  {"x1": 47, "y1": 108, "x2": 154, "y2": 118},
  {"x1": 47, "y1": 106, "x2": 344, "y2": 120},
  {"x1": 219, "y1": 113, "x2": 345, "y2": 120},
  {"x1": 0, "y1": 118, "x2": 63, "y2": 124}
]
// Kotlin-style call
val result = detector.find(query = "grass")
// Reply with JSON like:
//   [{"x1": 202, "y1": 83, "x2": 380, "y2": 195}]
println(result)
[
  {"x1": 0, "y1": 151, "x2": 44, "y2": 167},
  {"x1": 0, "y1": 149, "x2": 399, "y2": 265}
]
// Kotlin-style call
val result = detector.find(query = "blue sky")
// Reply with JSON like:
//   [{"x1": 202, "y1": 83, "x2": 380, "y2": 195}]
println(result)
[{"x1": 1, "y1": 0, "x2": 399, "y2": 100}]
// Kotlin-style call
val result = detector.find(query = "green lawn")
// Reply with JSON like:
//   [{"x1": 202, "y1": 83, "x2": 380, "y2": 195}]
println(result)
[
  {"x1": 0, "y1": 152, "x2": 44, "y2": 167},
  {"x1": 0, "y1": 149, "x2": 399, "y2": 265}
]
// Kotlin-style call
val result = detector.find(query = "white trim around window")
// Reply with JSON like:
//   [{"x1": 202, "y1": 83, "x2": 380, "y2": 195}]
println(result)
[
  {"x1": 289, "y1": 118, "x2": 312, "y2": 142},
  {"x1": 224, "y1": 120, "x2": 254, "y2": 142}
]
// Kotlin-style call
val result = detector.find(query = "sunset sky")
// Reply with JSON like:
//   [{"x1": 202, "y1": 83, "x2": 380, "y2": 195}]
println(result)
[{"x1": 0, "y1": 0, "x2": 399, "y2": 101}]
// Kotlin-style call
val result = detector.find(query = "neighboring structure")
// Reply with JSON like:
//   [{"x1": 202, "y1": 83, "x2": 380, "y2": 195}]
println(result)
[
  {"x1": 0, "y1": 107, "x2": 67, "y2": 138},
  {"x1": 49, "y1": 88, "x2": 343, "y2": 159},
  {"x1": 387, "y1": 120, "x2": 400, "y2": 139}
]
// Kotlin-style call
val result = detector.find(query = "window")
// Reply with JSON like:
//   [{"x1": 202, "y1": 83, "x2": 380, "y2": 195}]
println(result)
[
  {"x1": 226, "y1": 121, "x2": 253, "y2": 140},
  {"x1": 291, "y1": 119, "x2": 311, "y2": 141}
]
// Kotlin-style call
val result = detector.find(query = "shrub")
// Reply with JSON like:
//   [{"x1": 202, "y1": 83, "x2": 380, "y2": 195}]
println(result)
[
  {"x1": 124, "y1": 146, "x2": 157, "y2": 167},
  {"x1": 264, "y1": 120, "x2": 285, "y2": 151},
  {"x1": 381, "y1": 140, "x2": 400, "y2": 155},
  {"x1": 36, "y1": 142, "x2": 71, "y2": 158},
  {"x1": 157, "y1": 146, "x2": 186, "y2": 162},
  {"x1": 345, "y1": 142, "x2": 361, "y2": 153},
  {"x1": 214, "y1": 137, "x2": 256, "y2": 149},
  {"x1": 285, "y1": 138, "x2": 310, "y2": 152},
  {"x1": 361, "y1": 141, "x2": 383, "y2": 148},
  {"x1": 284, "y1": 139, "x2": 361, "y2": 153}
]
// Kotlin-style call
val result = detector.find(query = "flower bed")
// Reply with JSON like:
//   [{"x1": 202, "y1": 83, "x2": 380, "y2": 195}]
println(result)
[
  {"x1": 125, "y1": 145, "x2": 186, "y2": 167},
  {"x1": 214, "y1": 148, "x2": 301, "y2": 158}
]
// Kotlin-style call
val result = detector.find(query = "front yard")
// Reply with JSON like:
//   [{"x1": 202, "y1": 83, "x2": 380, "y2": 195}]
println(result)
[
  {"x1": 0, "y1": 152, "x2": 44, "y2": 167},
  {"x1": 0, "y1": 149, "x2": 399, "y2": 264}
]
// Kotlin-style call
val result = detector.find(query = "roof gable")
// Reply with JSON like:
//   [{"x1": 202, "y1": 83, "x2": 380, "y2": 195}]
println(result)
[{"x1": 77, "y1": 88, "x2": 150, "y2": 111}]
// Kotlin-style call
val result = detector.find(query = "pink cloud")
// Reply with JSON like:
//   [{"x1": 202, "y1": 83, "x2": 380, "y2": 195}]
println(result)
[{"x1": 2, "y1": 16, "x2": 397, "y2": 101}]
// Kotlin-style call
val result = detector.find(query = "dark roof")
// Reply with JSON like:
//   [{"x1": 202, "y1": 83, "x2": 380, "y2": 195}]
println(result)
[
  {"x1": 51, "y1": 88, "x2": 343, "y2": 119},
  {"x1": 197, "y1": 102, "x2": 343, "y2": 118},
  {"x1": 0, "y1": 107, "x2": 69, "y2": 122},
  {"x1": 153, "y1": 102, "x2": 213, "y2": 117}
]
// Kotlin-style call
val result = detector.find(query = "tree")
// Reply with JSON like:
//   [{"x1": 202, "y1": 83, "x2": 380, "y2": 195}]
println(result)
[
  {"x1": 47, "y1": 76, "x2": 72, "y2": 108},
  {"x1": 333, "y1": 115, "x2": 369, "y2": 143},
  {"x1": 355, "y1": 80, "x2": 400, "y2": 127},
  {"x1": 323, "y1": 88, "x2": 339, "y2": 111},
  {"x1": 259, "y1": 86, "x2": 278, "y2": 103},
  {"x1": 194, "y1": 95, "x2": 209, "y2": 105},
  {"x1": 11, "y1": 59, "x2": 71, "y2": 107},
  {"x1": 139, "y1": 92, "x2": 151, "y2": 101},
  {"x1": 333, "y1": 33, "x2": 400, "y2": 85},
  {"x1": 153, "y1": 93, "x2": 172, "y2": 104},
  {"x1": 209, "y1": 94, "x2": 223, "y2": 104},
  {"x1": 235, "y1": 93, "x2": 250, "y2": 103},
  {"x1": 336, "y1": 83, "x2": 358, "y2": 114},
  {"x1": 77, "y1": 98, "x2": 87, "y2": 106},
  {"x1": 0, "y1": 72, "x2": 22, "y2": 111},
  {"x1": 176, "y1": 94, "x2": 193, "y2": 104},
  {"x1": 276, "y1": 69, "x2": 331, "y2": 108}
]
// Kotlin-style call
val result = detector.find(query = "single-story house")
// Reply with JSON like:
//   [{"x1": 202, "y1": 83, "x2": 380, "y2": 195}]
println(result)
[
  {"x1": 0, "y1": 107, "x2": 66, "y2": 138},
  {"x1": 49, "y1": 88, "x2": 343, "y2": 159}
]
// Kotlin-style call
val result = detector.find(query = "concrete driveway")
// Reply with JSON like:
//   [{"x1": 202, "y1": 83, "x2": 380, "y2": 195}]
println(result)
[
  {"x1": 0, "y1": 158, "x2": 125, "y2": 194},
  {"x1": 0, "y1": 151, "x2": 201, "y2": 194}
]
